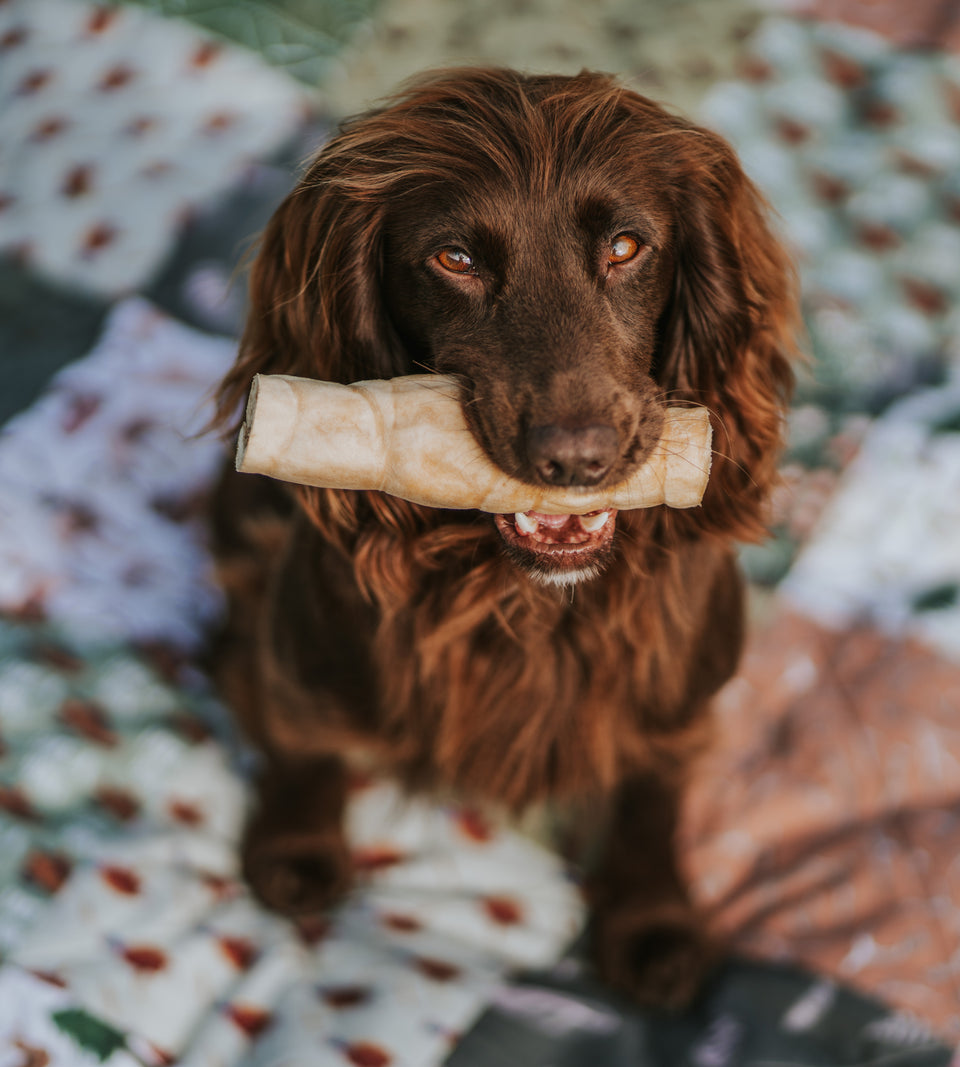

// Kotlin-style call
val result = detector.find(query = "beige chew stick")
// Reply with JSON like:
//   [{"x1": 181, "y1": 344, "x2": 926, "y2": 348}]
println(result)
[{"x1": 236, "y1": 374, "x2": 712, "y2": 514}]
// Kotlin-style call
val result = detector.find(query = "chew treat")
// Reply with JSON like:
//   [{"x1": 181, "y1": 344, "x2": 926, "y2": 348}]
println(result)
[{"x1": 236, "y1": 374, "x2": 712, "y2": 513}]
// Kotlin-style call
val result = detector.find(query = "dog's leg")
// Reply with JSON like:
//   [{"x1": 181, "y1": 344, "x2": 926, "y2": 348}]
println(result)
[
  {"x1": 242, "y1": 754, "x2": 352, "y2": 916},
  {"x1": 589, "y1": 772, "x2": 717, "y2": 1011}
]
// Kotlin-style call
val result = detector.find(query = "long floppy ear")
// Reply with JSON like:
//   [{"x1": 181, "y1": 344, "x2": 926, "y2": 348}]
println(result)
[
  {"x1": 656, "y1": 130, "x2": 799, "y2": 544},
  {"x1": 211, "y1": 132, "x2": 431, "y2": 547},
  {"x1": 213, "y1": 153, "x2": 408, "y2": 434}
]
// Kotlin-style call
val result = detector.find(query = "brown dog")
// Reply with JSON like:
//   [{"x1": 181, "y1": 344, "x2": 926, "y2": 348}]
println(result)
[{"x1": 211, "y1": 67, "x2": 798, "y2": 1011}]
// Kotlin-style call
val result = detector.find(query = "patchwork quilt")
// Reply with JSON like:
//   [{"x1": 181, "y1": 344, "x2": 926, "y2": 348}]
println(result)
[
  {"x1": 0, "y1": 294, "x2": 954, "y2": 1066},
  {"x1": 3, "y1": 0, "x2": 960, "y2": 1062}
]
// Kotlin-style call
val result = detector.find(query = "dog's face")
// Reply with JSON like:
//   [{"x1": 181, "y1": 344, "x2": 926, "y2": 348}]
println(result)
[
  {"x1": 220, "y1": 70, "x2": 795, "y2": 582},
  {"x1": 380, "y1": 122, "x2": 680, "y2": 586}
]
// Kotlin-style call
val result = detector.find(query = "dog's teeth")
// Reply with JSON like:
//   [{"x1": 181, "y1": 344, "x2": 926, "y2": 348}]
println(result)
[
  {"x1": 515, "y1": 512, "x2": 539, "y2": 534},
  {"x1": 580, "y1": 512, "x2": 610, "y2": 533}
]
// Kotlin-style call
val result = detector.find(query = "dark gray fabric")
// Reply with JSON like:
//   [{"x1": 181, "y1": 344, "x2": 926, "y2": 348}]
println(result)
[
  {"x1": 446, "y1": 957, "x2": 952, "y2": 1067},
  {"x1": 0, "y1": 260, "x2": 107, "y2": 427}
]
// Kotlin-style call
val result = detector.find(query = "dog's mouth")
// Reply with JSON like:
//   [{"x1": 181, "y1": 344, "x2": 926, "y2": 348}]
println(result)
[{"x1": 493, "y1": 509, "x2": 618, "y2": 587}]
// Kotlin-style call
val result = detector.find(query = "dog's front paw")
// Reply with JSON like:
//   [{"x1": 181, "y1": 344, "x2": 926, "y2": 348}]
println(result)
[
  {"x1": 242, "y1": 831, "x2": 351, "y2": 917},
  {"x1": 592, "y1": 902, "x2": 719, "y2": 1012}
]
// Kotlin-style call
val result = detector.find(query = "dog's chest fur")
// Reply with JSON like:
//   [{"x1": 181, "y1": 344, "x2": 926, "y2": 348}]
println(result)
[{"x1": 238, "y1": 507, "x2": 739, "y2": 812}]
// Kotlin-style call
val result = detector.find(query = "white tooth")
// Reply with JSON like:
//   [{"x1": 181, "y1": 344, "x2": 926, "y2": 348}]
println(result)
[
  {"x1": 515, "y1": 512, "x2": 539, "y2": 534},
  {"x1": 580, "y1": 512, "x2": 609, "y2": 533}
]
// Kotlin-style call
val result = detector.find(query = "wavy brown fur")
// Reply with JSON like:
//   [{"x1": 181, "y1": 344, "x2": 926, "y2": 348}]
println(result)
[{"x1": 211, "y1": 67, "x2": 799, "y2": 1010}]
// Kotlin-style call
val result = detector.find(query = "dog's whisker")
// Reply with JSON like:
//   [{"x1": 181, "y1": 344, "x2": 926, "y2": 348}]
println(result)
[
  {"x1": 651, "y1": 442, "x2": 713, "y2": 478},
  {"x1": 708, "y1": 448, "x2": 758, "y2": 487}
]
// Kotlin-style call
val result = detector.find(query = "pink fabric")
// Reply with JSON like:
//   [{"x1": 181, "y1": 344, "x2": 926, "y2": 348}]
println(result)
[{"x1": 686, "y1": 609, "x2": 960, "y2": 1040}]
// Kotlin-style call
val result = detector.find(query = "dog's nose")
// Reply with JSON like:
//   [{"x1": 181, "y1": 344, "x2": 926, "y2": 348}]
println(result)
[{"x1": 526, "y1": 424, "x2": 619, "y2": 486}]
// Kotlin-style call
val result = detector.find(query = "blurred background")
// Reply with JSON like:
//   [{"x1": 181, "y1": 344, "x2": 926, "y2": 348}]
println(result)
[{"x1": 1, "y1": 1, "x2": 960, "y2": 1064}]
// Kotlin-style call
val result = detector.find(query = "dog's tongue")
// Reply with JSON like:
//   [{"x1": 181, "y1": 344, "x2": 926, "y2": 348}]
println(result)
[{"x1": 526, "y1": 512, "x2": 576, "y2": 530}]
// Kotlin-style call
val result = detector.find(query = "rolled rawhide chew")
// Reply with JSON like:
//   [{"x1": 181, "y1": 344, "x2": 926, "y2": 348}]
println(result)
[{"x1": 235, "y1": 373, "x2": 712, "y2": 514}]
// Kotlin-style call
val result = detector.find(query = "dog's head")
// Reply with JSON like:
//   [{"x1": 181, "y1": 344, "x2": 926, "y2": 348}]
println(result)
[{"x1": 220, "y1": 68, "x2": 797, "y2": 586}]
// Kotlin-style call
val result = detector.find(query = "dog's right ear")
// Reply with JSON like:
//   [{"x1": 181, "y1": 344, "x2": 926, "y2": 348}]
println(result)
[{"x1": 213, "y1": 154, "x2": 407, "y2": 434}]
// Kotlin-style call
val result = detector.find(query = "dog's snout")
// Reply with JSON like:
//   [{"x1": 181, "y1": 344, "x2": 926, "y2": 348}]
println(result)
[{"x1": 526, "y1": 424, "x2": 619, "y2": 487}]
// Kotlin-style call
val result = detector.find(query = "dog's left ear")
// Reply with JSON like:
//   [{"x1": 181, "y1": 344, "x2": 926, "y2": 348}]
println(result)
[{"x1": 656, "y1": 131, "x2": 799, "y2": 542}]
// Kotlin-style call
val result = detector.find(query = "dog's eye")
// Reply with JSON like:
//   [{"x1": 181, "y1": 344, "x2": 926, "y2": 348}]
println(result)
[
  {"x1": 608, "y1": 234, "x2": 642, "y2": 265},
  {"x1": 435, "y1": 248, "x2": 476, "y2": 275}
]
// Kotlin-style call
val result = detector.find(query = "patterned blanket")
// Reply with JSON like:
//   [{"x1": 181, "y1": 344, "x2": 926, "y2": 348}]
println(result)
[{"x1": 3, "y1": 0, "x2": 960, "y2": 1062}]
